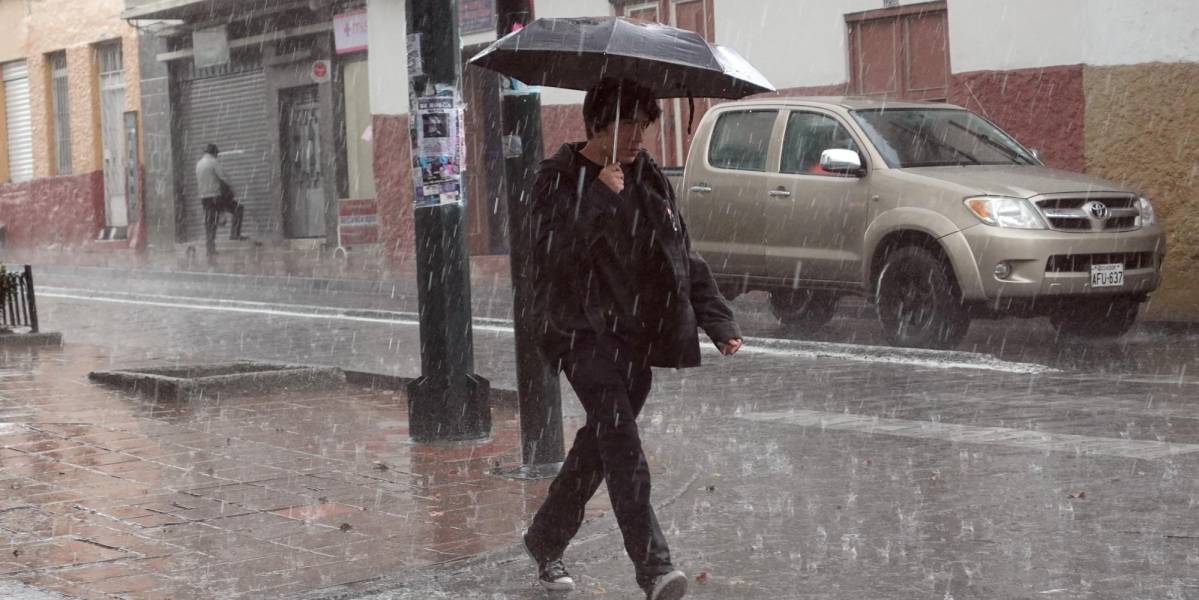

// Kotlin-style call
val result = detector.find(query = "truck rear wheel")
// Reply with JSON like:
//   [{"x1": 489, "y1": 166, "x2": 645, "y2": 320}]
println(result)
[
  {"x1": 769, "y1": 289, "x2": 837, "y2": 330},
  {"x1": 1050, "y1": 298, "x2": 1140, "y2": 338},
  {"x1": 876, "y1": 247, "x2": 970, "y2": 349}
]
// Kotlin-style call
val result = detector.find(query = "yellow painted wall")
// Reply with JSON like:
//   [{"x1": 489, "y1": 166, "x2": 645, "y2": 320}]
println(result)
[
  {"x1": 1084, "y1": 63, "x2": 1199, "y2": 320},
  {"x1": 0, "y1": 0, "x2": 27, "y2": 62},
  {"x1": 11, "y1": 0, "x2": 140, "y2": 178}
]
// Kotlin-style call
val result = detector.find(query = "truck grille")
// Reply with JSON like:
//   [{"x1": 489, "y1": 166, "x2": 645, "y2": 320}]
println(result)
[
  {"x1": 1045, "y1": 252, "x2": 1156, "y2": 273},
  {"x1": 1034, "y1": 195, "x2": 1140, "y2": 232}
]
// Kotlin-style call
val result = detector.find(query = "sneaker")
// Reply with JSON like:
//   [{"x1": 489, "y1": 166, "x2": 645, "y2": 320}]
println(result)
[
  {"x1": 523, "y1": 531, "x2": 574, "y2": 591},
  {"x1": 644, "y1": 570, "x2": 687, "y2": 600}
]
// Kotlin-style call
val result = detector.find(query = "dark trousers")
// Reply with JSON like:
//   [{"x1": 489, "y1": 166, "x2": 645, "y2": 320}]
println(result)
[
  {"x1": 527, "y1": 334, "x2": 673, "y2": 588},
  {"x1": 202, "y1": 196, "x2": 244, "y2": 255}
]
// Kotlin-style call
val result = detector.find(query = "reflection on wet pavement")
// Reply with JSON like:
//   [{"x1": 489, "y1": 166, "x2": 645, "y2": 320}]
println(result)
[{"x1": 0, "y1": 345, "x2": 608, "y2": 599}]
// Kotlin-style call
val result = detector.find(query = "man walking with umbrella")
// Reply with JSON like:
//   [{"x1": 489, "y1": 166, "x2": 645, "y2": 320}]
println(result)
[{"x1": 522, "y1": 77, "x2": 742, "y2": 600}]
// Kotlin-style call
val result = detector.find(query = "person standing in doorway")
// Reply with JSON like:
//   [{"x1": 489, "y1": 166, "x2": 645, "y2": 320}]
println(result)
[
  {"x1": 523, "y1": 78, "x2": 743, "y2": 600},
  {"x1": 196, "y1": 143, "x2": 247, "y2": 259}
]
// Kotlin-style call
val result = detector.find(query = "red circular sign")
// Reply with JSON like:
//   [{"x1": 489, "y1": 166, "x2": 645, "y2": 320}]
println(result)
[{"x1": 312, "y1": 61, "x2": 329, "y2": 81}]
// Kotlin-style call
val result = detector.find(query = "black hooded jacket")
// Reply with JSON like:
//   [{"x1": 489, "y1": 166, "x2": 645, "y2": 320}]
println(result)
[{"x1": 530, "y1": 142, "x2": 740, "y2": 368}]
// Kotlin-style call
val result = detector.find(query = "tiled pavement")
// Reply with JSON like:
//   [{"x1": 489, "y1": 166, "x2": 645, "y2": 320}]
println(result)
[{"x1": 0, "y1": 344, "x2": 613, "y2": 599}]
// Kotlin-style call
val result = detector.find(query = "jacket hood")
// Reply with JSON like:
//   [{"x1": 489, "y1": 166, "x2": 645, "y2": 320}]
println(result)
[
  {"x1": 540, "y1": 142, "x2": 588, "y2": 177},
  {"x1": 899, "y1": 165, "x2": 1134, "y2": 198}
]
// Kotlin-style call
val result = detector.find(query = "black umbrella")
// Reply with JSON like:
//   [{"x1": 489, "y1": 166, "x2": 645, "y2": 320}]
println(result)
[{"x1": 469, "y1": 17, "x2": 773, "y2": 99}]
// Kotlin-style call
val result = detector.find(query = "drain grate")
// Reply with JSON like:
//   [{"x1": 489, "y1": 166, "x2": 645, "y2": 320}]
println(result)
[{"x1": 88, "y1": 361, "x2": 345, "y2": 401}]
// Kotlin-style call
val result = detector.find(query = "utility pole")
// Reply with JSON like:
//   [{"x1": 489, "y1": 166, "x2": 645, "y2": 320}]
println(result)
[
  {"x1": 495, "y1": 0, "x2": 563, "y2": 476},
  {"x1": 405, "y1": 0, "x2": 490, "y2": 442}
]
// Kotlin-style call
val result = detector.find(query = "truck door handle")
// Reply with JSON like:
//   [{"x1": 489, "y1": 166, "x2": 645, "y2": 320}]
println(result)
[
  {"x1": 689, "y1": 184, "x2": 713, "y2": 194},
  {"x1": 769, "y1": 188, "x2": 792, "y2": 198}
]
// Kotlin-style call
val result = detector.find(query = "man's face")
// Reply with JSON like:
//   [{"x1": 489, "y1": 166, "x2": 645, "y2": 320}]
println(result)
[{"x1": 594, "y1": 107, "x2": 652, "y2": 165}]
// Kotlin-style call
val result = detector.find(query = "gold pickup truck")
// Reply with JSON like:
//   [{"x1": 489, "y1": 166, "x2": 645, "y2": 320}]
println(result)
[{"x1": 673, "y1": 97, "x2": 1166, "y2": 349}]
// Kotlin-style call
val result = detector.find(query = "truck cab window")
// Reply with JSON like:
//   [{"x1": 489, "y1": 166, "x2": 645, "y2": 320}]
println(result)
[
  {"x1": 781, "y1": 112, "x2": 860, "y2": 176},
  {"x1": 707, "y1": 110, "x2": 777, "y2": 171}
]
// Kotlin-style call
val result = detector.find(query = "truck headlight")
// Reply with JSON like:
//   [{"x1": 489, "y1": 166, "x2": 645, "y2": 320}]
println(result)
[
  {"x1": 963, "y1": 196, "x2": 1047, "y2": 229},
  {"x1": 1136, "y1": 196, "x2": 1157, "y2": 227}
]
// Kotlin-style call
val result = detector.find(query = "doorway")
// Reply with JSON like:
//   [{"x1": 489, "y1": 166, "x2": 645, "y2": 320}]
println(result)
[
  {"x1": 280, "y1": 85, "x2": 326, "y2": 238},
  {"x1": 98, "y1": 42, "x2": 129, "y2": 232}
]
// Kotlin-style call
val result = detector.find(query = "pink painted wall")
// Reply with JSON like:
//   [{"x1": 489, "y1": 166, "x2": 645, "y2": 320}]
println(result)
[
  {"x1": 372, "y1": 114, "x2": 415, "y2": 266},
  {"x1": 0, "y1": 172, "x2": 105, "y2": 250},
  {"x1": 949, "y1": 65, "x2": 1086, "y2": 172}
]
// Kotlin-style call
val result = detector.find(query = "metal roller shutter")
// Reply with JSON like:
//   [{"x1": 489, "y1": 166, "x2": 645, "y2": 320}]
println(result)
[
  {"x1": 178, "y1": 62, "x2": 273, "y2": 242},
  {"x1": 3, "y1": 62, "x2": 34, "y2": 183}
]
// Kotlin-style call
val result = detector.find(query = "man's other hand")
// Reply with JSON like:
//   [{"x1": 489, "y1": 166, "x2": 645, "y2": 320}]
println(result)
[
  {"x1": 598, "y1": 163, "x2": 624, "y2": 194},
  {"x1": 717, "y1": 338, "x2": 742, "y2": 356}
]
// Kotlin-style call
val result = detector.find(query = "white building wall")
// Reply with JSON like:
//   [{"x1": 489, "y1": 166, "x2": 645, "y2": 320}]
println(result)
[
  {"x1": 368, "y1": 0, "x2": 612, "y2": 112},
  {"x1": 949, "y1": 0, "x2": 1199, "y2": 73},
  {"x1": 712, "y1": 0, "x2": 928, "y2": 91},
  {"x1": 367, "y1": 0, "x2": 410, "y2": 115},
  {"x1": 370, "y1": 0, "x2": 1199, "y2": 113}
]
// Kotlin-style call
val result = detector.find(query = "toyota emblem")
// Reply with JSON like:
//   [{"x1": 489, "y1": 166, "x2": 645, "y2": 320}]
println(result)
[{"x1": 1085, "y1": 201, "x2": 1109, "y2": 219}]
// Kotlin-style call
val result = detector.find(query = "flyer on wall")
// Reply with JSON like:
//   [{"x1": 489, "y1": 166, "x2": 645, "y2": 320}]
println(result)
[{"x1": 412, "y1": 94, "x2": 464, "y2": 208}]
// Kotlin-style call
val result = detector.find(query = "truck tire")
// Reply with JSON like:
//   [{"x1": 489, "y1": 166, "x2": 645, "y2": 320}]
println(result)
[
  {"x1": 1051, "y1": 298, "x2": 1139, "y2": 338},
  {"x1": 876, "y1": 247, "x2": 970, "y2": 349},
  {"x1": 769, "y1": 289, "x2": 837, "y2": 330}
]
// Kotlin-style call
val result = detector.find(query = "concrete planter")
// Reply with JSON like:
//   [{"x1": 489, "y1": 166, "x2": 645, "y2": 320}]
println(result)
[
  {"x1": 0, "y1": 331, "x2": 63, "y2": 348},
  {"x1": 89, "y1": 362, "x2": 345, "y2": 401}
]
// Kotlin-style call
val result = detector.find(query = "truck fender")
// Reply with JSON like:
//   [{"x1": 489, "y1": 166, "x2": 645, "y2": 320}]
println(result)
[{"x1": 862, "y1": 207, "x2": 985, "y2": 300}]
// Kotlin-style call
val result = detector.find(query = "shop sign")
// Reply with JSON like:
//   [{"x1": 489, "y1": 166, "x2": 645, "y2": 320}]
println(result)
[
  {"x1": 334, "y1": 9, "x2": 369, "y2": 54},
  {"x1": 338, "y1": 199, "x2": 380, "y2": 246},
  {"x1": 459, "y1": 0, "x2": 495, "y2": 34},
  {"x1": 193, "y1": 26, "x2": 230, "y2": 68}
]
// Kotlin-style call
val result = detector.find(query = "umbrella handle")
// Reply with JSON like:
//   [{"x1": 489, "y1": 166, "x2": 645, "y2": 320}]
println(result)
[{"x1": 612, "y1": 87, "x2": 621, "y2": 165}]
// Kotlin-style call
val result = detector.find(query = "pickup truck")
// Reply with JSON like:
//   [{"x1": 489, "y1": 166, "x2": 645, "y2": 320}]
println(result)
[{"x1": 669, "y1": 97, "x2": 1166, "y2": 349}]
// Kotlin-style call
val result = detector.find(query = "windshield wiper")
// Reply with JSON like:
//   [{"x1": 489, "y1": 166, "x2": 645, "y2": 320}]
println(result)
[{"x1": 948, "y1": 120, "x2": 1034, "y2": 165}]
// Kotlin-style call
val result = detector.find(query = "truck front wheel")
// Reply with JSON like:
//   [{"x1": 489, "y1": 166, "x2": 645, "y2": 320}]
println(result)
[
  {"x1": 769, "y1": 289, "x2": 838, "y2": 330},
  {"x1": 876, "y1": 247, "x2": 970, "y2": 349}
]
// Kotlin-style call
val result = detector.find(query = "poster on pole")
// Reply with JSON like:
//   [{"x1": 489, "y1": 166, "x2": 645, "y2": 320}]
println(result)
[{"x1": 412, "y1": 94, "x2": 464, "y2": 208}]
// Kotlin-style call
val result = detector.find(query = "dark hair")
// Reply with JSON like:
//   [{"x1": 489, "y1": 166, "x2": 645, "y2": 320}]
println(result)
[
  {"x1": 582, "y1": 78, "x2": 661, "y2": 139},
  {"x1": 204, "y1": 143, "x2": 219, "y2": 155}
]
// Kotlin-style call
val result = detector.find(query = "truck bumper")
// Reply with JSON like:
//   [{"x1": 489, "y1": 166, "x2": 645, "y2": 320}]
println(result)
[{"x1": 944, "y1": 224, "x2": 1166, "y2": 304}]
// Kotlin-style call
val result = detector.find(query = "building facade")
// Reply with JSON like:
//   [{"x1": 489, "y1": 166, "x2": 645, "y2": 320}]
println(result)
[
  {"x1": 5, "y1": 0, "x2": 1197, "y2": 318},
  {"x1": 125, "y1": 0, "x2": 379, "y2": 269},
  {"x1": 0, "y1": 0, "x2": 143, "y2": 254}
]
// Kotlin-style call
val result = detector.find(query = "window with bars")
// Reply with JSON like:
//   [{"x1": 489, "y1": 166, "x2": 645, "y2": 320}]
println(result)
[{"x1": 48, "y1": 52, "x2": 72, "y2": 175}]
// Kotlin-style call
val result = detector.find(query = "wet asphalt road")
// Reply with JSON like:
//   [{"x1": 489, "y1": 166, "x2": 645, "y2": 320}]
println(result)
[{"x1": 36, "y1": 265, "x2": 1199, "y2": 381}]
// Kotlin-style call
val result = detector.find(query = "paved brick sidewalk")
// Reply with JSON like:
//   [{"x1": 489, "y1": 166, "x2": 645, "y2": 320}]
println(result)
[{"x1": 0, "y1": 344, "x2": 615, "y2": 599}]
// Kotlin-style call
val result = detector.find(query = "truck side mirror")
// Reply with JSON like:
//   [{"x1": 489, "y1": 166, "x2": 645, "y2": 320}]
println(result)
[{"x1": 820, "y1": 149, "x2": 864, "y2": 175}]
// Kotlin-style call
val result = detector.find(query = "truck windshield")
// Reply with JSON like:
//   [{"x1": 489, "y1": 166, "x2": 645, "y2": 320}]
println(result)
[{"x1": 850, "y1": 108, "x2": 1038, "y2": 168}]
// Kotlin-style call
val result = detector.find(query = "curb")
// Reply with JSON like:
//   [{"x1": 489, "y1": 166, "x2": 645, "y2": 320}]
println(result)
[{"x1": 0, "y1": 331, "x2": 63, "y2": 348}]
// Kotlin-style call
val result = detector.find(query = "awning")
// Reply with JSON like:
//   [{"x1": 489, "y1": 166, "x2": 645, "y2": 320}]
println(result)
[
  {"x1": 122, "y1": 0, "x2": 327, "y2": 21},
  {"x1": 122, "y1": 0, "x2": 226, "y2": 21}
]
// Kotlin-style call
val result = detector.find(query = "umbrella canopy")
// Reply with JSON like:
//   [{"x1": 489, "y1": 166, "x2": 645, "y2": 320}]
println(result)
[{"x1": 468, "y1": 17, "x2": 774, "y2": 99}]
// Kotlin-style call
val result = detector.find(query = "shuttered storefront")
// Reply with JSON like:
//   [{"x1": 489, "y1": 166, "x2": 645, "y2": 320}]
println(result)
[
  {"x1": 3, "y1": 61, "x2": 34, "y2": 183},
  {"x1": 177, "y1": 59, "x2": 273, "y2": 242}
]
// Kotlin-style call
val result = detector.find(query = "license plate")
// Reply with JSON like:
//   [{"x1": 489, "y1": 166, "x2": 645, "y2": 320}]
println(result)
[{"x1": 1091, "y1": 263, "x2": 1124, "y2": 288}]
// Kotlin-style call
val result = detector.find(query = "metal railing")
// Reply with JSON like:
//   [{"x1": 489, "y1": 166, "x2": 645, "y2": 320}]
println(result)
[{"x1": 0, "y1": 265, "x2": 39, "y2": 333}]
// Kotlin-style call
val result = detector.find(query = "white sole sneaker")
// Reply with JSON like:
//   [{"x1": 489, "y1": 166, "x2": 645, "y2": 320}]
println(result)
[
  {"x1": 522, "y1": 531, "x2": 575, "y2": 592},
  {"x1": 648, "y1": 570, "x2": 687, "y2": 600}
]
